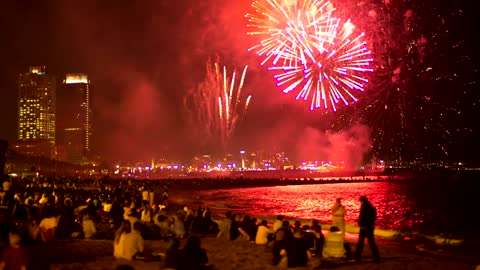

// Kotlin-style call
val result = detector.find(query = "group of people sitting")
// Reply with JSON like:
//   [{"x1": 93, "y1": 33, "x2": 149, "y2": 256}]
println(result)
[
  {"x1": 215, "y1": 211, "x2": 324, "y2": 268},
  {"x1": 1, "y1": 175, "x2": 381, "y2": 269}
]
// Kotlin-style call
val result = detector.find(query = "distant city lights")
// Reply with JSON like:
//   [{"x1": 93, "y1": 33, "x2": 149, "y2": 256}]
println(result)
[{"x1": 107, "y1": 150, "x2": 391, "y2": 178}]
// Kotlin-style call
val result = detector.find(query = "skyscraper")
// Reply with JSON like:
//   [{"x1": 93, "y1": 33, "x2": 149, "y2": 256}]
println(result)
[
  {"x1": 16, "y1": 66, "x2": 56, "y2": 157},
  {"x1": 56, "y1": 73, "x2": 92, "y2": 164}
]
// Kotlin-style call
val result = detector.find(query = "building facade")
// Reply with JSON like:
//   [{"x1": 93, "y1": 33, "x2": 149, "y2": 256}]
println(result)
[
  {"x1": 16, "y1": 66, "x2": 56, "y2": 157},
  {"x1": 56, "y1": 74, "x2": 92, "y2": 164}
]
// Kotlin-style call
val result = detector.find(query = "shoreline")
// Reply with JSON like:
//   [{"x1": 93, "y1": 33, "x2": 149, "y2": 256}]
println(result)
[
  {"x1": 166, "y1": 178, "x2": 406, "y2": 192},
  {"x1": 165, "y1": 195, "x2": 478, "y2": 260}
]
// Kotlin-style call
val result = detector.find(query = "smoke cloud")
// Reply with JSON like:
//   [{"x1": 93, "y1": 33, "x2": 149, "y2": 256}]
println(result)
[{"x1": 294, "y1": 124, "x2": 372, "y2": 170}]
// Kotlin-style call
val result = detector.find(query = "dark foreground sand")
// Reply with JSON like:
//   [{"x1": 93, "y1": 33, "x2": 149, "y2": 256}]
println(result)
[{"x1": 35, "y1": 236, "x2": 478, "y2": 270}]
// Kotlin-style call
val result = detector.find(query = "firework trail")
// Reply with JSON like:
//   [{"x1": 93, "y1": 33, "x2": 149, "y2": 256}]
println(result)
[
  {"x1": 184, "y1": 57, "x2": 252, "y2": 153},
  {"x1": 246, "y1": 0, "x2": 373, "y2": 111}
]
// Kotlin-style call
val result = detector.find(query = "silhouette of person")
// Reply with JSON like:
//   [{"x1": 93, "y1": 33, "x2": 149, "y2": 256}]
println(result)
[{"x1": 355, "y1": 195, "x2": 380, "y2": 262}]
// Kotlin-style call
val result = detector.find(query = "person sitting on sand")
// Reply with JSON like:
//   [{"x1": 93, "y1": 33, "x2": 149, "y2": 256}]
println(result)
[
  {"x1": 286, "y1": 230, "x2": 312, "y2": 268},
  {"x1": 125, "y1": 221, "x2": 145, "y2": 260},
  {"x1": 255, "y1": 220, "x2": 273, "y2": 245},
  {"x1": 154, "y1": 213, "x2": 171, "y2": 240},
  {"x1": 114, "y1": 220, "x2": 131, "y2": 259},
  {"x1": 322, "y1": 226, "x2": 346, "y2": 259},
  {"x1": 272, "y1": 227, "x2": 291, "y2": 267},
  {"x1": 123, "y1": 200, "x2": 134, "y2": 220},
  {"x1": 311, "y1": 222, "x2": 325, "y2": 256},
  {"x1": 184, "y1": 207, "x2": 195, "y2": 234},
  {"x1": 203, "y1": 208, "x2": 218, "y2": 235},
  {"x1": 110, "y1": 199, "x2": 124, "y2": 229},
  {"x1": 311, "y1": 219, "x2": 321, "y2": 232},
  {"x1": 230, "y1": 214, "x2": 241, "y2": 240},
  {"x1": 82, "y1": 213, "x2": 96, "y2": 239},
  {"x1": 173, "y1": 214, "x2": 186, "y2": 239},
  {"x1": 247, "y1": 217, "x2": 258, "y2": 241},
  {"x1": 238, "y1": 215, "x2": 253, "y2": 241},
  {"x1": 190, "y1": 209, "x2": 204, "y2": 234},
  {"x1": 273, "y1": 215, "x2": 284, "y2": 232},
  {"x1": 0, "y1": 231, "x2": 30, "y2": 270},
  {"x1": 36, "y1": 210, "x2": 58, "y2": 241},
  {"x1": 176, "y1": 236, "x2": 210, "y2": 270},
  {"x1": 217, "y1": 211, "x2": 232, "y2": 240},
  {"x1": 293, "y1": 220, "x2": 302, "y2": 233},
  {"x1": 140, "y1": 203, "x2": 152, "y2": 223},
  {"x1": 301, "y1": 225, "x2": 318, "y2": 253},
  {"x1": 163, "y1": 238, "x2": 181, "y2": 270},
  {"x1": 125, "y1": 208, "x2": 140, "y2": 228}
]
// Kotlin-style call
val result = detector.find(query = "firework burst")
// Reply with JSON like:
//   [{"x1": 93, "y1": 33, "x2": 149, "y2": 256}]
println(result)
[
  {"x1": 270, "y1": 19, "x2": 373, "y2": 111},
  {"x1": 246, "y1": 0, "x2": 373, "y2": 111},
  {"x1": 246, "y1": 0, "x2": 337, "y2": 67},
  {"x1": 184, "y1": 58, "x2": 252, "y2": 153}
]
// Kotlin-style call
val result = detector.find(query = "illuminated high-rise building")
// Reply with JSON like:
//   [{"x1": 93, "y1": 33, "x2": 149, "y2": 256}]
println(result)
[
  {"x1": 56, "y1": 73, "x2": 92, "y2": 164},
  {"x1": 16, "y1": 66, "x2": 56, "y2": 157}
]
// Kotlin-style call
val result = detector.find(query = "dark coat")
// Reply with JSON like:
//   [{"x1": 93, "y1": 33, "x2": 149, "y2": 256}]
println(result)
[{"x1": 358, "y1": 201, "x2": 377, "y2": 229}]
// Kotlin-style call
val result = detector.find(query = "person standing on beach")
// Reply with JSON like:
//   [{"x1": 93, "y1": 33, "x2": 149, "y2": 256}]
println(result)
[
  {"x1": 355, "y1": 196, "x2": 380, "y2": 263},
  {"x1": 332, "y1": 198, "x2": 346, "y2": 236}
]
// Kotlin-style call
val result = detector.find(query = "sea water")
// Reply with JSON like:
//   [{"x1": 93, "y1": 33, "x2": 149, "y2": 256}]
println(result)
[{"x1": 176, "y1": 180, "x2": 479, "y2": 237}]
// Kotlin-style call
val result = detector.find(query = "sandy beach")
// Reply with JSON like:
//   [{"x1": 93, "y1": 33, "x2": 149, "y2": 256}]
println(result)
[{"x1": 39, "y1": 235, "x2": 477, "y2": 270}]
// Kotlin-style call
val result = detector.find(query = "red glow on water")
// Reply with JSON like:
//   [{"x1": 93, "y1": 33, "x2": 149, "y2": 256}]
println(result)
[{"x1": 179, "y1": 182, "x2": 422, "y2": 231}]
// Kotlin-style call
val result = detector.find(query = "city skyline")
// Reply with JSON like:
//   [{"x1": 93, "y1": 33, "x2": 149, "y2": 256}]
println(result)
[
  {"x1": 0, "y1": 0, "x2": 478, "y2": 164},
  {"x1": 11, "y1": 66, "x2": 94, "y2": 165}
]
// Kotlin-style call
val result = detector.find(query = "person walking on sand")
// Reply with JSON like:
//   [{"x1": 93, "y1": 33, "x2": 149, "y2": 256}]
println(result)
[
  {"x1": 355, "y1": 196, "x2": 380, "y2": 263},
  {"x1": 332, "y1": 198, "x2": 346, "y2": 236}
]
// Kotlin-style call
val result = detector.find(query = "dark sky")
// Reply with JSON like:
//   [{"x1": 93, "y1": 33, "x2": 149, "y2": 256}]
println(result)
[{"x1": 0, "y1": 0, "x2": 478, "y2": 164}]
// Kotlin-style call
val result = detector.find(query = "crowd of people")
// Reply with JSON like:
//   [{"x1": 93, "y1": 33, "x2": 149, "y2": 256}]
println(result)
[
  {"x1": 212, "y1": 195, "x2": 380, "y2": 268},
  {"x1": 0, "y1": 175, "x2": 381, "y2": 269}
]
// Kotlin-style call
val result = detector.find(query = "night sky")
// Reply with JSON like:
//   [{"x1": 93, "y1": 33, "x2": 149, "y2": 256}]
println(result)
[{"x1": 0, "y1": 0, "x2": 478, "y2": 164}]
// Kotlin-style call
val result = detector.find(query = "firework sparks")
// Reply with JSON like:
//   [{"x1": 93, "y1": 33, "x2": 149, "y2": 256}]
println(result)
[
  {"x1": 246, "y1": 0, "x2": 337, "y2": 67},
  {"x1": 272, "y1": 19, "x2": 373, "y2": 111},
  {"x1": 246, "y1": 0, "x2": 373, "y2": 111},
  {"x1": 184, "y1": 58, "x2": 252, "y2": 153}
]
